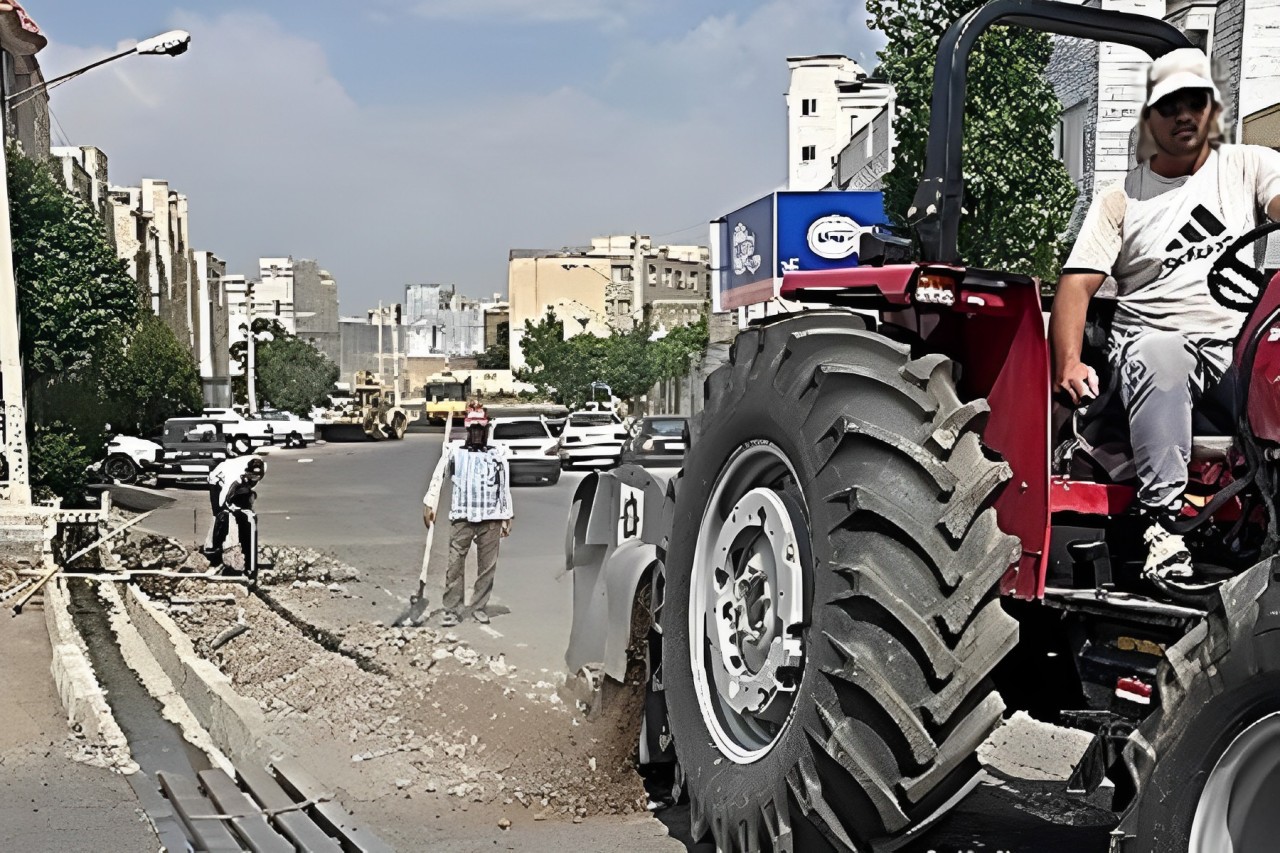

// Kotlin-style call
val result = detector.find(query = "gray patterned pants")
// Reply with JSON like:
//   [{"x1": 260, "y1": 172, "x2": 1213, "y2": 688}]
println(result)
[
  {"x1": 444, "y1": 519, "x2": 503, "y2": 613},
  {"x1": 1112, "y1": 330, "x2": 1231, "y2": 512}
]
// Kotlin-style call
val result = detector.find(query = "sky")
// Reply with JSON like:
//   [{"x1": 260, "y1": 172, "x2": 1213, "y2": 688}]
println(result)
[{"x1": 33, "y1": 1, "x2": 885, "y2": 309}]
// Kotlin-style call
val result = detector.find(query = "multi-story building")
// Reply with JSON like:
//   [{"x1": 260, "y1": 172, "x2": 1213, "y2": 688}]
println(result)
[
  {"x1": 193, "y1": 251, "x2": 231, "y2": 407},
  {"x1": 1049, "y1": 0, "x2": 1280, "y2": 236},
  {"x1": 786, "y1": 55, "x2": 896, "y2": 191},
  {"x1": 256, "y1": 257, "x2": 297, "y2": 335},
  {"x1": 51, "y1": 145, "x2": 111, "y2": 239},
  {"x1": 403, "y1": 284, "x2": 487, "y2": 358},
  {"x1": 293, "y1": 259, "x2": 340, "y2": 365},
  {"x1": 0, "y1": 3, "x2": 49, "y2": 161},
  {"x1": 507, "y1": 235, "x2": 710, "y2": 369},
  {"x1": 483, "y1": 300, "x2": 509, "y2": 351}
]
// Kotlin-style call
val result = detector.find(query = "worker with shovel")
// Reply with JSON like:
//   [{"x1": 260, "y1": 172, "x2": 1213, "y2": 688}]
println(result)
[{"x1": 413, "y1": 410, "x2": 513, "y2": 628}]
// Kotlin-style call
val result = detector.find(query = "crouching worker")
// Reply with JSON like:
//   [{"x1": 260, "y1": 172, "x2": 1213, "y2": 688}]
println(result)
[
  {"x1": 202, "y1": 455, "x2": 266, "y2": 569},
  {"x1": 423, "y1": 411, "x2": 513, "y2": 627}
]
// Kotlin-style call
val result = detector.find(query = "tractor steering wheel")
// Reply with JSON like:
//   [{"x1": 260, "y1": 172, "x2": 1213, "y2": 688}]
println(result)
[{"x1": 1207, "y1": 220, "x2": 1280, "y2": 312}]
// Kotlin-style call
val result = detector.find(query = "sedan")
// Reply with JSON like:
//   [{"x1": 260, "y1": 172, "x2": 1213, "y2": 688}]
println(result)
[
  {"x1": 619, "y1": 416, "x2": 688, "y2": 468},
  {"x1": 490, "y1": 417, "x2": 561, "y2": 486},
  {"x1": 558, "y1": 410, "x2": 629, "y2": 470}
]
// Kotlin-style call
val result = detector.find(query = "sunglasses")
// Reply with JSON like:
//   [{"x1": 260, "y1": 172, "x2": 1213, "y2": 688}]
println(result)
[{"x1": 1152, "y1": 89, "x2": 1212, "y2": 119}]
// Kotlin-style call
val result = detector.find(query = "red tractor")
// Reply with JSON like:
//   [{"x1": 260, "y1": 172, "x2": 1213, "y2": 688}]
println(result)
[{"x1": 564, "y1": 1, "x2": 1280, "y2": 850}]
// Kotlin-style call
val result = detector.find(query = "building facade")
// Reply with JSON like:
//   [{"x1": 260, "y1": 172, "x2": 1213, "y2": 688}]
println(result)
[
  {"x1": 786, "y1": 55, "x2": 896, "y2": 191},
  {"x1": 1049, "y1": 0, "x2": 1280, "y2": 235},
  {"x1": 506, "y1": 235, "x2": 710, "y2": 369},
  {"x1": 293, "y1": 258, "x2": 340, "y2": 366},
  {"x1": 403, "y1": 283, "x2": 488, "y2": 358},
  {"x1": 51, "y1": 145, "x2": 112, "y2": 239}
]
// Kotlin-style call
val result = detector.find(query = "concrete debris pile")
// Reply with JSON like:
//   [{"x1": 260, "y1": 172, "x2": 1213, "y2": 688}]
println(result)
[
  {"x1": 258, "y1": 545, "x2": 360, "y2": 587},
  {"x1": 159, "y1": 582, "x2": 647, "y2": 820},
  {"x1": 115, "y1": 532, "x2": 204, "y2": 573}
]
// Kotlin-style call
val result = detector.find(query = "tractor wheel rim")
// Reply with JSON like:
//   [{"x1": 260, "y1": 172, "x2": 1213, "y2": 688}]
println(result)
[
  {"x1": 1190, "y1": 710, "x2": 1280, "y2": 852},
  {"x1": 690, "y1": 442, "x2": 807, "y2": 764}
]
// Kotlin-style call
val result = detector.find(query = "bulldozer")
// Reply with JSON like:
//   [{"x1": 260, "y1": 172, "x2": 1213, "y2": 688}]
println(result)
[
  {"x1": 318, "y1": 370, "x2": 418, "y2": 441},
  {"x1": 564, "y1": 2, "x2": 1280, "y2": 851}
]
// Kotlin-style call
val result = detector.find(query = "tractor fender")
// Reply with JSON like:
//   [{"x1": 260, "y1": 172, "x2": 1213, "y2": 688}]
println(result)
[{"x1": 564, "y1": 465, "x2": 670, "y2": 681}]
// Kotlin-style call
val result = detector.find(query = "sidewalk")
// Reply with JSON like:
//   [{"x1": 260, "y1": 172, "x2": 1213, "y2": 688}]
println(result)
[{"x1": 0, "y1": 601, "x2": 158, "y2": 852}]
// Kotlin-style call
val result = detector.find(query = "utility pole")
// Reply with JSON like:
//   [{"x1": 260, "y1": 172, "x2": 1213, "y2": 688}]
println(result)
[
  {"x1": 631, "y1": 232, "x2": 645, "y2": 331},
  {"x1": 376, "y1": 300, "x2": 385, "y2": 382},
  {"x1": 391, "y1": 304, "x2": 401, "y2": 407},
  {"x1": 245, "y1": 281, "x2": 258, "y2": 415},
  {"x1": 0, "y1": 141, "x2": 30, "y2": 505}
]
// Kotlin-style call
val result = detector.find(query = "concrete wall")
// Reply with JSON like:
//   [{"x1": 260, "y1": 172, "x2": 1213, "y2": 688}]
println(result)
[
  {"x1": 293, "y1": 259, "x2": 340, "y2": 366},
  {"x1": 507, "y1": 255, "x2": 610, "y2": 369}
]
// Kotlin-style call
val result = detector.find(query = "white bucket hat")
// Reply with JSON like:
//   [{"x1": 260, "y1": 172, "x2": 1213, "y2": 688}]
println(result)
[
  {"x1": 1146, "y1": 47, "x2": 1221, "y2": 108},
  {"x1": 1136, "y1": 47, "x2": 1225, "y2": 162}
]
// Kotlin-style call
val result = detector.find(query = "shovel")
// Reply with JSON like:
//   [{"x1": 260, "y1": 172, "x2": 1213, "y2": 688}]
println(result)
[{"x1": 394, "y1": 521, "x2": 434, "y2": 627}]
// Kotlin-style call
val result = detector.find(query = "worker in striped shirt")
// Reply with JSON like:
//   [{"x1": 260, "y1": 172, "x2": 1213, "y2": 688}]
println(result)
[{"x1": 423, "y1": 410, "x2": 513, "y2": 627}]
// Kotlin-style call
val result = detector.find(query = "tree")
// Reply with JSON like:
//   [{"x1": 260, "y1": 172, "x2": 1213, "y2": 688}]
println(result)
[
  {"x1": 865, "y1": 0, "x2": 1077, "y2": 281},
  {"x1": 98, "y1": 313, "x2": 204, "y2": 436},
  {"x1": 7, "y1": 141, "x2": 140, "y2": 383},
  {"x1": 514, "y1": 311, "x2": 709, "y2": 409},
  {"x1": 230, "y1": 319, "x2": 338, "y2": 415},
  {"x1": 476, "y1": 321, "x2": 510, "y2": 369}
]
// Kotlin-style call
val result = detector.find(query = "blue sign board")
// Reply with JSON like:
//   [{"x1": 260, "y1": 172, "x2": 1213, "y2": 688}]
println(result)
[{"x1": 716, "y1": 190, "x2": 886, "y2": 310}]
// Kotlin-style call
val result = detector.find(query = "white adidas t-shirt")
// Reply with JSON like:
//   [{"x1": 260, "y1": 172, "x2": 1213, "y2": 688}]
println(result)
[{"x1": 1064, "y1": 144, "x2": 1280, "y2": 357}]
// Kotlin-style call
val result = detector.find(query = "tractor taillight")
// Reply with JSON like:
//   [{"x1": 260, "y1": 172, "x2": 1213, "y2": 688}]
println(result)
[
  {"x1": 1115, "y1": 676, "x2": 1153, "y2": 705},
  {"x1": 913, "y1": 271, "x2": 959, "y2": 306}
]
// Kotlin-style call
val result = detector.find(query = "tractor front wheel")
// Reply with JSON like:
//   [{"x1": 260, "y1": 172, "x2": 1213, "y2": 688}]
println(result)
[
  {"x1": 1118, "y1": 558, "x2": 1280, "y2": 851},
  {"x1": 662, "y1": 311, "x2": 1020, "y2": 851}
]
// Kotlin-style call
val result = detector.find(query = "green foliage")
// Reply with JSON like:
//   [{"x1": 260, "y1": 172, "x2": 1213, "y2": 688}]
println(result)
[
  {"x1": 866, "y1": 0, "x2": 1077, "y2": 280},
  {"x1": 7, "y1": 141, "x2": 140, "y2": 381},
  {"x1": 29, "y1": 423, "x2": 94, "y2": 505},
  {"x1": 514, "y1": 311, "x2": 709, "y2": 409},
  {"x1": 96, "y1": 313, "x2": 204, "y2": 436},
  {"x1": 230, "y1": 318, "x2": 337, "y2": 415},
  {"x1": 476, "y1": 321, "x2": 510, "y2": 369}
]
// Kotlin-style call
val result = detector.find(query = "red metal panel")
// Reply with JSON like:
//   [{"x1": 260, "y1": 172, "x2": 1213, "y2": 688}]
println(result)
[
  {"x1": 1247, "y1": 310, "x2": 1280, "y2": 444},
  {"x1": 780, "y1": 265, "x2": 918, "y2": 305},
  {"x1": 1049, "y1": 478, "x2": 1137, "y2": 515}
]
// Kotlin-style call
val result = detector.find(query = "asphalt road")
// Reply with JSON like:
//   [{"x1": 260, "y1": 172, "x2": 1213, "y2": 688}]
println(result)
[{"x1": 135, "y1": 432, "x2": 1114, "y2": 852}]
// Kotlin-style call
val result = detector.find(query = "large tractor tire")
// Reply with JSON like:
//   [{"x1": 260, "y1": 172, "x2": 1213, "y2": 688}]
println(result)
[
  {"x1": 1116, "y1": 556, "x2": 1280, "y2": 852},
  {"x1": 663, "y1": 311, "x2": 1021, "y2": 852}
]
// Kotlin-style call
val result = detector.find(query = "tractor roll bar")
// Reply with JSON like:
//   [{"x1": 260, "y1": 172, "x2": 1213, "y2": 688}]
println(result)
[{"x1": 909, "y1": 0, "x2": 1193, "y2": 265}]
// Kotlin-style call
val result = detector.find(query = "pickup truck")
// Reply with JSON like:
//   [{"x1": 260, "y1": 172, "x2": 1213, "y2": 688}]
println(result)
[
  {"x1": 101, "y1": 418, "x2": 232, "y2": 486},
  {"x1": 202, "y1": 408, "x2": 278, "y2": 453}
]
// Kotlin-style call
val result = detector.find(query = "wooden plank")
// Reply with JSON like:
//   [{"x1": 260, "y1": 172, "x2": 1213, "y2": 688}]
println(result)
[
  {"x1": 270, "y1": 759, "x2": 394, "y2": 853},
  {"x1": 236, "y1": 764, "x2": 343, "y2": 853},
  {"x1": 198, "y1": 769, "x2": 294, "y2": 853},
  {"x1": 157, "y1": 771, "x2": 244, "y2": 852}
]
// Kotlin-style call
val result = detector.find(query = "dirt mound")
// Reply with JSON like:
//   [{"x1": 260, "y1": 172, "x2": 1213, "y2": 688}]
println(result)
[{"x1": 147, "y1": 578, "x2": 647, "y2": 821}]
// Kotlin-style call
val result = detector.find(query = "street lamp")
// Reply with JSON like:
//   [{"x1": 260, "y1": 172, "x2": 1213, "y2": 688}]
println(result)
[
  {"x1": 0, "y1": 28, "x2": 191, "y2": 505},
  {"x1": 5, "y1": 30, "x2": 191, "y2": 109}
]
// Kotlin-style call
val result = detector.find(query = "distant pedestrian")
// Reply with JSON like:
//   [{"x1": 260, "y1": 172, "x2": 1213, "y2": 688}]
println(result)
[
  {"x1": 202, "y1": 455, "x2": 265, "y2": 569},
  {"x1": 423, "y1": 413, "x2": 513, "y2": 627}
]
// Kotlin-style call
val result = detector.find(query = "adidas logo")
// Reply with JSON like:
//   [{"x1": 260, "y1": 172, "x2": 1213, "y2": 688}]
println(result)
[{"x1": 1165, "y1": 205, "x2": 1227, "y2": 253}]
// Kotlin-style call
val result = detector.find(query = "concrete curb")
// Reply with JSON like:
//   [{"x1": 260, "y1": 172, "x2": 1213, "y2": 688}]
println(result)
[
  {"x1": 122, "y1": 583, "x2": 292, "y2": 771},
  {"x1": 43, "y1": 577, "x2": 137, "y2": 772}
]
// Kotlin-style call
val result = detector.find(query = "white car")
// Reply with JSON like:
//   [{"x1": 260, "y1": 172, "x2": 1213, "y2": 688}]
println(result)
[
  {"x1": 246, "y1": 409, "x2": 317, "y2": 448},
  {"x1": 558, "y1": 410, "x2": 629, "y2": 470},
  {"x1": 490, "y1": 417, "x2": 561, "y2": 486},
  {"x1": 202, "y1": 408, "x2": 277, "y2": 453}
]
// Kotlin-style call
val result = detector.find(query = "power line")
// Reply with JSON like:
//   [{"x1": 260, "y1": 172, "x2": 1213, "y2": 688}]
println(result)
[
  {"x1": 48, "y1": 105, "x2": 73, "y2": 148},
  {"x1": 650, "y1": 220, "x2": 709, "y2": 241}
]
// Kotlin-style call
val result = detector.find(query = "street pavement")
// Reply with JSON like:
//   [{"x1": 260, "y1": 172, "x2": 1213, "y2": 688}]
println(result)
[{"x1": 134, "y1": 432, "x2": 1114, "y2": 852}]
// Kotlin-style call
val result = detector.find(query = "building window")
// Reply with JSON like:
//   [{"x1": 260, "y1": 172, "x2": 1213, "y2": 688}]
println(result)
[
  {"x1": 1056, "y1": 102, "x2": 1087, "y2": 185},
  {"x1": 690, "y1": 271, "x2": 699, "y2": 290},
  {"x1": 663, "y1": 267, "x2": 673, "y2": 287},
  {"x1": 648, "y1": 263, "x2": 657, "y2": 286},
  {"x1": 613, "y1": 265, "x2": 633, "y2": 282},
  {"x1": 801, "y1": 145, "x2": 817, "y2": 162},
  {"x1": 801, "y1": 98, "x2": 818, "y2": 116},
  {"x1": 674, "y1": 269, "x2": 684, "y2": 289}
]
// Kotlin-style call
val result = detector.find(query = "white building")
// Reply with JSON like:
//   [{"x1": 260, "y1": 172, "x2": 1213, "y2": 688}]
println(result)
[
  {"x1": 403, "y1": 284, "x2": 487, "y2": 358},
  {"x1": 786, "y1": 55, "x2": 896, "y2": 190},
  {"x1": 1050, "y1": 0, "x2": 1280, "y2": 234},
  {"x1": 255, "y1": 256, "x2": 297, "y2": 335}
]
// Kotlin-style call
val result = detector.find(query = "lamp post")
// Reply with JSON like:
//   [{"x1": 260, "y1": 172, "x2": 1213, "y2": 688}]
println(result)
[{"x1": 0, "y1": 28, "x2": 191, "y2": 506}]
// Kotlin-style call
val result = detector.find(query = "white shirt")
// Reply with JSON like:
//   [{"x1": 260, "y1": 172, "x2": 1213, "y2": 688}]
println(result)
[
  {"x1": 1064, "y1": 144, "x2": 1280, "y2": 363},
  {"x1": 208, "y1": 456, "x2": 264, "y2": 506},
  {"x1": 423, "y1": 442, "x2": 513, "y2": 523}
]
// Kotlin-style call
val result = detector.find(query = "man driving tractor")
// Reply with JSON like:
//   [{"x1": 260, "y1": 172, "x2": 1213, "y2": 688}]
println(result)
[{"x1": 1049, "y1": 47, "x2": 1280, "y2": 582}]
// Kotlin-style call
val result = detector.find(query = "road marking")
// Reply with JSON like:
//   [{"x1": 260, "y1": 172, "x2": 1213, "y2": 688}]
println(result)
[
  {"x1": 297, "y1": 458, "x2": 314, "y2": 464},
  {"x1": 479, "y1": 625, "x2": 503, "y2": 639}
]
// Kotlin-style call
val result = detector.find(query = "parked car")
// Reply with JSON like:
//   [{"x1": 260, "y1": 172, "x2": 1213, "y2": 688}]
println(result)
[
  {"x1": 100, "y1": 418, "x2": 236, "y2": 487},
  {"x1": 619, "y1": 416, "x2": 688, "y2": 467},
  {"x1": 247, "y1": 409, "x2": 317, "y2": 448},
  {"x1": 202, "y1": 408, "x2": 276, "y2": 454},
  {"x1": 558, "y1": 409, "x2": 628, "y2": 470},
  {"x1": 490, "y1": 417, "x2": 561, "y2": 485}
]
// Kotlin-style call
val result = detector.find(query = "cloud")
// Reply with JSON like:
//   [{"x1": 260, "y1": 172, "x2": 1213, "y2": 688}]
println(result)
[
  {"x1": 38, "y1": 1, "x2": 884, "y2": 307},
  {"x1": 409, "y1": 0, "x2": 641, "y2": 24}
]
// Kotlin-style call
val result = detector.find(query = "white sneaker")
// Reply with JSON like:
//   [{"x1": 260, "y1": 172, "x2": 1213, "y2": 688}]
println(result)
[{"x1": 1143, "y1": 522, "x2": 1194, "y2": 580}]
